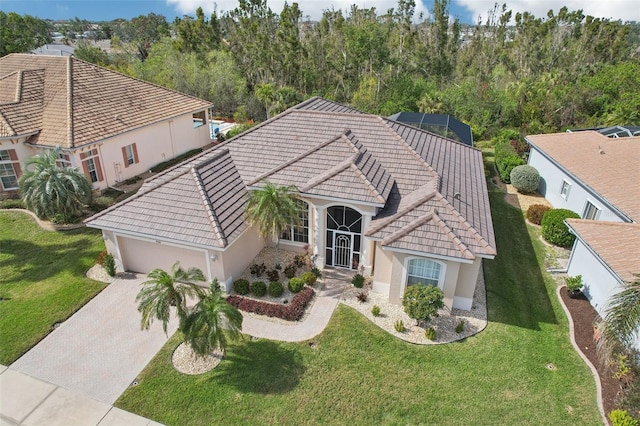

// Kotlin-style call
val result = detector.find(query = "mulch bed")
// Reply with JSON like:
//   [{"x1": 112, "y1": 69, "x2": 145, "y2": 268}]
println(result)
[{"x1": 560, "y1": 287, "x2": 622, "y2": 415}]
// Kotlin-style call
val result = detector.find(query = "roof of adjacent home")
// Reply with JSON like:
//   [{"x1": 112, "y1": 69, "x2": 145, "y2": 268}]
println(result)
[
  {"x1": 566, "y1": 219, "x2": 640, "y2": 283},
  {"x1": 0, "y1": 53, "x2": 212, "y2": 148},
  {"x1": 87, "y1": 98, "x2": 496, "y2": 260},
  {"x1": 526, "y1": 131, "x2": 640, "y2": 222}
]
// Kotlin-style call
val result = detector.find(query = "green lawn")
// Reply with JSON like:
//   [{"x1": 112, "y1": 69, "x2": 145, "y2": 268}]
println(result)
[
  {"x1": 115, "y1": 161, "x2": 601, "y2": 424},
  {"x1": 0, "y1": 211, "x2": 107, "y2": 364}
]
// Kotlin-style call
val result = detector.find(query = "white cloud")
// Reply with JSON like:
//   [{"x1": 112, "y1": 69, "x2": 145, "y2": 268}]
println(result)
[
  {"x1": 456, "y1": 0, "x2": 640, "y2": 24},
  {"x1": 167, "y1": 0, "x2": 430, "y2": 20}
]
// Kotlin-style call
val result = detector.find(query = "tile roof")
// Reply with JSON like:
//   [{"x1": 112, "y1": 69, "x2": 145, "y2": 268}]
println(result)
[
  {"x1": 0, "y1": 53, "x2": 212, "y2": 148},
  {"x1": 566, "y1": 219, "x2": 640, "y2": 283},
  {"x1": 527, "y1": 131, "x2": 640, "y2": 222},
  {"x1": 86, "y1": 149, "x2": 247, "y2": 249},
  {"x1": 89, "y1": 97, "x2": 495, "y2": 261}
]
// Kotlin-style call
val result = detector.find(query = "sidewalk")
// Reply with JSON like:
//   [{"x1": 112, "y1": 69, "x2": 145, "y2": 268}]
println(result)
[{"x1": 0, "y1": 365, "x2": 161, "y2": 426}]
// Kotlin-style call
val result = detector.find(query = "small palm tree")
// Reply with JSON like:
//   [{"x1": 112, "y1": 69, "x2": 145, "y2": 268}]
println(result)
[
  {"x1": 596, "y1": 274, "x2": 640, "y2": 361},
  {"x1": 244, "y1": 180, "x2": 300, "y2": 269},
  {"x1": 19, "y1": 147, "x2": 92, "y2": 222},
  {"x1": 180, "y1": 280, "x2": 243, "y2": 358},
  {"x1": 136, "y1": 262, "x2": 205, "y2": 335}
]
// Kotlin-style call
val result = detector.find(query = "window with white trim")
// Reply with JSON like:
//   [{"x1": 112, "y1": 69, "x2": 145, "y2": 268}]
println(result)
[
  {"x1": 560, "y1": 180, "x2": 571, "y2": 200},
  {"x1": 583, "y1": 201, "x2": 600, "y2": 220},
  {"x1": 80, "y1": 148, "x2": 103, "y2": 183},
  {"x1": 407, "y1": 258, "x2": 443, "y2": 288},
  {"x1": 122, "y1": 143, "x2": 139, "y2": 167},
  {"x1": 0, "y1": 149, "x2": 21, "y2": 190},
  {"x1": 281, "y1": 199, "x2": 309, "y2": 243}
]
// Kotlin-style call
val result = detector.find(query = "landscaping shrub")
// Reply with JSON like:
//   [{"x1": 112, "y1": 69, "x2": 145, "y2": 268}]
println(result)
[
  {"x1": 564, "y1": 275, "x2": 583, "y2": 292},
  {"x1": 266, "y1": 269, "x2": 279, "y2": 282},
  {"x1": 250, "y1": 263, "x2": 266, "y2": 277},
  {"x1": 541, "y1": 208, "x2": 580, "y2": 247},
  {"x1": 510, "y1": 165, "x2": 540, "y2": 194},
  {"x1": 455, "y1": 320, "x2": 465, "y2": 334},
  {"x1": 96, "y1": 250, "x2": 108, "y2": 266},
  {"x1": 293, "y1": 254, "x2": 306, "y2": 268},
  {"x1": 288, "y1": 277, "x2": 304, "y2": 293},
  {"x1": 394, "y1": 320, "x2": 405, "y2": 332},
  {"x1": 90, "y1": 196, "x2": 114, "y2": 212},
  {"x1": 103, "y1": 254, "x2": 116, "y2": 277},
  {"x1": 301, "y1": 271, "x2": 317, "y2": 286},
  {"x1": 526, "y1": 204, "x2": 551, "y2": 225},
  {"x1": 311, "y1": 267, "x2": 322, "y2": 278},
  {"x1": 233, "y1": 279, "x2": 250, "y2": 295},
  {"x1": 425, "y1": 327, "x2": 436, "y2": 340},
  {"x1": 494, "y1": 137, "x2": 526, "y2": 183},
  {"x1": 0, "y1": 198, "x2": 25, "y2": 209},
  {"x1": 371, "y1": 305, "x2": 381, "y2": 317},
  {"x1": 149, "y1": 148, "x2": 202, "y2": 173},
  {"x1": 284, "y1": 263, "x2": 297, "y2": 279},
  {"x1": 268, "y1": 281, "x2": 284, "y2": 297},
  {"x1": 402, "y1": 285, "x2": 445, "y2": 325},
  {"x1": 227, "y1": 287, "x2": 314, "y2": 321},
  {"x1": 250, "y1": 281, "x2": 267, "y2": 297},
  {"x1": 351, "y1": 273, "x2": 365, "y2": 288},
  {"x1": 609, "y1": 410, "x2": 638, "y2": 426},
  {"x1": 356, "y1": 291, "x2": 368, "y2": 303}
]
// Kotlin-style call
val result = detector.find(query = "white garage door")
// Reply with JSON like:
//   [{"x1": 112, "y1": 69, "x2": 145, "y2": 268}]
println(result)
[{"x1": 118, "y1": 237, "x2": 208, "y2": 278}]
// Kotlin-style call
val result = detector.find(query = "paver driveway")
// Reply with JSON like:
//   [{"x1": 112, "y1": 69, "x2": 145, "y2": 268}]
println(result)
[{"x1": 10, "y1": 274, "x2": 177, "y2": 405}]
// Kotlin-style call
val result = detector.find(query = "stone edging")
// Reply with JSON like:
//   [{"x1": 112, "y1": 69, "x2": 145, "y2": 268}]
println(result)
[
  {"x1": 0, "y1": 208, "x2": 85, "y2": 231},
  {"x1": 555, "y1": 285, "x2": 608, "y2": 425}
]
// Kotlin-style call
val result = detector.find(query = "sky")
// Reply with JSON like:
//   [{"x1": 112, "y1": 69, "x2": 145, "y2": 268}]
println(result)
[{"x1": 1, "y1": 0, "x2": 638, "y2": 24}]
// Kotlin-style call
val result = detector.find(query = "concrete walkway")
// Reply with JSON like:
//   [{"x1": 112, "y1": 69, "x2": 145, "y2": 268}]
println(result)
[
  {"x1": 1, "y1": 365, "x2": 161, "y2": 425},
  {"x1": 241, "y1": 268, "x2": 350, "y2": 341},
  {"x1": 10, "y1": 274, "x2": 178, "y2": 406}
]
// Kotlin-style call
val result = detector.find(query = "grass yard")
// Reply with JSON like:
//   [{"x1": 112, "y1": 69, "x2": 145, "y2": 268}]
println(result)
[
  {"x1": 0, "y1": 211, "x2": 107, "y2": 364},
  {"x1": 116, "y1": 153, "x2": 601, "y2": 425}
]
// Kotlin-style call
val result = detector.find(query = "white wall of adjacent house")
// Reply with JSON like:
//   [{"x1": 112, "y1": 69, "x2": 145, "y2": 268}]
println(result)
[{"x1": 528, "y1": 148, "x2": 625, "y2": 222}]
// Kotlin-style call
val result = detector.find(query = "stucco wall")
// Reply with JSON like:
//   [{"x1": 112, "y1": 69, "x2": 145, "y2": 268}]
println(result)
[
  {"x1": 528, "y1": 148, "x2": 624, "y2": 222},
  {"x1": 372, "y1": 242, "x2": 393, "y2": 295},
  {"x1": 0, "y1": 137, "x2": 39, "y2": 197},
  {"x1": 219, "y1": 227, "x2": 264, "y2": 292},
  {"x1": 454, "y1": 258, "x2": 482, "y2": 310}
]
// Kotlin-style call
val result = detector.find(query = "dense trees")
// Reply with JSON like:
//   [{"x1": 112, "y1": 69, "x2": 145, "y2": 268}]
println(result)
[{"x1": 0, "y1": 12, "x2": 52, "y2": 56}]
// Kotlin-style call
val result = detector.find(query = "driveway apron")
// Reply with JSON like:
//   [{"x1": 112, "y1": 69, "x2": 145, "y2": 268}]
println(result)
[{"x1": 10, "y1": 274, "x2": 177, "y2": 405}]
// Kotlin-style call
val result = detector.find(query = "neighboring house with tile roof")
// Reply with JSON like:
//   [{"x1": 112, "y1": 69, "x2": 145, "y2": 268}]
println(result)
[
  {"x1": 0, "y1": 53, "x2": 214, "y2": 198},
  {"x1": 86, "y1": 97, "x2": 496, "y2": 311},
  {"x1": 526, "y1": 131, "x2": 640, "y2": 318}
]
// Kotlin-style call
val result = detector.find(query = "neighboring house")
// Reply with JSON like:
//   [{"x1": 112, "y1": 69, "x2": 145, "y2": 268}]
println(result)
[
  {"x1": 31, "y1": 44, "x2": 75, "y2": 57},
  {"x1": 526, "y1": 131, "x2": 640, "y2": 318},
  {"x1": 0, "y1": 53, "x2": 215, "y2": 198},
  {"x1": 86, "y1": 98, "x2": 496, "y2": 311}
]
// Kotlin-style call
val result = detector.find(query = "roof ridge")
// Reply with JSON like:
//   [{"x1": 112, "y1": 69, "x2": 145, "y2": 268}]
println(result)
[
  {"x1": 349, "y1": 153, "x2": 386, "y2": 204},
  {"x1": 190, "y1": 166, "x2": 227, "y2": 247},
  {"x1": 247, "y1": 129, "x2": 354, "y2": 186},
  {"x1": 365, "y1": 184, "x2": 437, "y2": 235},
  {"x1": 66, "y1": 56, "x2": 74, "y2": 147},
  {"x1": 0, "y1": 112, "x2": 16, "y2": 136},
  {"x1": 15, "y1": 70, "x2": 23, "y2": 102},
  {"x1": 381, "y1": 211, "x2": 434, "y2": 246},
  {"x1": 431, "y1": 210, "x2": 475, "y2": 260},
  {"x1": 566, "y1": 219, "x2": 640, "y2": 228}
]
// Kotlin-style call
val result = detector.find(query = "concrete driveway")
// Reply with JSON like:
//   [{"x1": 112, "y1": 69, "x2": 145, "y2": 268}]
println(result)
[{"x1": 10, "y1": 274, "x2": 178, "y2": 405}]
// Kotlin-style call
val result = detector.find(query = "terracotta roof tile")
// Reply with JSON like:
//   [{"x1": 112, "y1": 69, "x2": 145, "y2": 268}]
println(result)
[{"x1": 566, "y1": 219, "x2": 640, "y2": 283}]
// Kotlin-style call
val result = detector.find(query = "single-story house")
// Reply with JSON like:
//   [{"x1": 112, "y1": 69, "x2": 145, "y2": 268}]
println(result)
[
  {"x1": 86, "y1": 98, "x2": 496, "y2": 311},
  {"x1": 526, "y1": 130, "x2": 639, "y2": 319},
  {"x1": 0, "y1": 53, "x2": 215, "y2": 198}
]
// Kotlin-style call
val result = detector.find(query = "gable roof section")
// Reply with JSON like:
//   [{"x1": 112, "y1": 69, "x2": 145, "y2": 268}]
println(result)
[
  {"x1": 0, "y1": 69, "x2": 44, "y2": 137},
  {"x1": 527, "y1": 131, "x2": 640, "y2": 222},
  {"x1": 86, "y1": 149, "x2": 247, "y2": 249},
  {"x1": 0, "y1": 54, "x2": 212, "y2": 148},
  {"x1": 566, "y1": 219, "x2": 640, "y2": 283}
]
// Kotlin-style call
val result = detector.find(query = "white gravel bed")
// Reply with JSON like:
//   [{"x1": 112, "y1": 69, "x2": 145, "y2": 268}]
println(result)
[
  {"x1": 86, "y1": 264, "x2": 115, "y2": 283},
  {"x1": 340, "y1": 266, "x2": 488, "y2": 345},
  {"x1": 172, "y1": 342, "x2": 223, "y2": 375}
]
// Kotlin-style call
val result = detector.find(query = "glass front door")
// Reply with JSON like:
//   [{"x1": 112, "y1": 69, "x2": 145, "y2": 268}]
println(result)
[{"x1": 325, "y1": 206, "x2": 362, "y2": 269}]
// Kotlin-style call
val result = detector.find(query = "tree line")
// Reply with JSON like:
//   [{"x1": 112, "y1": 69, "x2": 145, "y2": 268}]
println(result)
[{"x1": 3, "y1": 1, "x2": 639, "y2": 139}]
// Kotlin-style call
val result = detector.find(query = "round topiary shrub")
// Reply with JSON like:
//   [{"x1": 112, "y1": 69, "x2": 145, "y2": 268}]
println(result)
[
  {"x1": 250, "y1": 281, "x2": 267, "y2": 297},
  {"x1": 526, "y1": 204, "x2": 551, "y2": 225},
  {"x1": 233, "y1": 279, "x2": 250, "y2": 295},
  {"x1": 288, "y1": 277, "x2": 304, "y2": 293},
  {"x1": 268, "y1": 281, "x2": 284, "y2": 297},
  {"x1": 301, "y1": 271, "x2": 317, "y2": 286},
  {"x1": 510, "y1": 165, "x2": 540, "y2": 194},
  {"x1": 541, "y1": 208, "x2": 580, "y2": 247}
]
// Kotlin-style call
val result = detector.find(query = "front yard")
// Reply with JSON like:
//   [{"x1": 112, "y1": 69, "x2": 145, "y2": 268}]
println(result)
[
  {"x1": 0, "y1": 211, "x2": 106, "y2": 364},
  {"x1": 114, "y1": 180, "x2": 601, "y2": 424}
]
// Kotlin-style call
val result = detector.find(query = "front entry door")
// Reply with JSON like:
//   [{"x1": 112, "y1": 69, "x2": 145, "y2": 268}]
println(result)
[{"x1": 333, "y1": 233, "x2": 352, "y2": 268}]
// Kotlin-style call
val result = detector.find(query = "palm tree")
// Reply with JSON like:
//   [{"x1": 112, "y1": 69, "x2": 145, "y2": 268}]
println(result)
[
  {"x1": 19, "y1": 147, "x2": 92, "y2": 222},
  {"x1": 180, "y1": 280, "x2": 243, "y2": 358},
  {"x1": 244, "y1": 180, "x2": 300, "y2": 269},
  {"x1": 136, "y1": 262, "x2": 205, "y2": 335},
  {"x1": 596, "y1": 274, "x2": 640, "y2": 361}
]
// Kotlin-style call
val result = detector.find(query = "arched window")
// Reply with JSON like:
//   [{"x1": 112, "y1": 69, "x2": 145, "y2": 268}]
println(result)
[
  {"x1": 281, "y1": 199, "x2": 309, "y2": 243},
  {"x1": 407, "y1": 258, "x2": 443, "y2": 288}
]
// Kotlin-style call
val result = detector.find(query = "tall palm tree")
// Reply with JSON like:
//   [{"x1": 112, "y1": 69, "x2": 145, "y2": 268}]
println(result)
[
  {"x1": 244, "y1": 180, "x2": 300, "y2": 269},
  {"x1": 596, "y1": 274, "x2": 640, "y2": 361},
  {"x1": 136, "y1": 262, "x2": 205, "y2": 335},
  {"x1": 180, "y1": 280, "x2": 243, "y2": 358},
  {"x1": 19, "y1": 147, "x2": 92, "y2": 222}
]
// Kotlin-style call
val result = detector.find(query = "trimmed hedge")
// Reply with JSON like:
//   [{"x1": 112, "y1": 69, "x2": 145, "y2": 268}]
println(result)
[
  {"x1": 541, "y1": 208, "x2": 580, "y2": 247},
  {"x1": 526, "y1": 204, "x2": 551, "y2": 225},
  {"x1": 227, "y1": 287, "x2": 315, "y2": 321},
  {"x1": 233, "y1": 279, "x2": 250, "y2": 295},
  {"x1": 495, "y1": 139, "x2": 526, "y2": 183},
  {"x1": 301, "y1": 271, "x2": 317, "y2": 286},
  {"x1": 149, "y1": 148, "x2": 203, "y2": 173},
  {"x1": 288, "y1": 277, "x2": 304, "y2": 293},
  {"x1": 268, "y1": 281, "x2": 284, "y2": 297},
  {"x1": 250, "y1": 281, "x2": 267, "y2": 297},
  {"x1": 510, "y1": 165, "x2": 540, "y2": 193}
]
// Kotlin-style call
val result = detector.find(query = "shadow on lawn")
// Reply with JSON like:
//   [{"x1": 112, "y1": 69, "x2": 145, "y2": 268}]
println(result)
[
  {"x1": 484, "y1": 184, "x2": 558, "y2": 331},
  {"x1": 214, "y1": 339, "x2": 305, "y2": 394}
]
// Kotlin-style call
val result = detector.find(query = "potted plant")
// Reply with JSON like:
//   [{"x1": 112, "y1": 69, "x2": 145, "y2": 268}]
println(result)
[{"x1": 565, "y1": 275, "x2": 583, "y2": 298}]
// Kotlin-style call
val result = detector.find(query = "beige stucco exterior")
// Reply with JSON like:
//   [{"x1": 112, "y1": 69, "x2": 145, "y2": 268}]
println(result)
[{"x1": 217, "y1": 227, "x2": 264, "y2": 291}]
